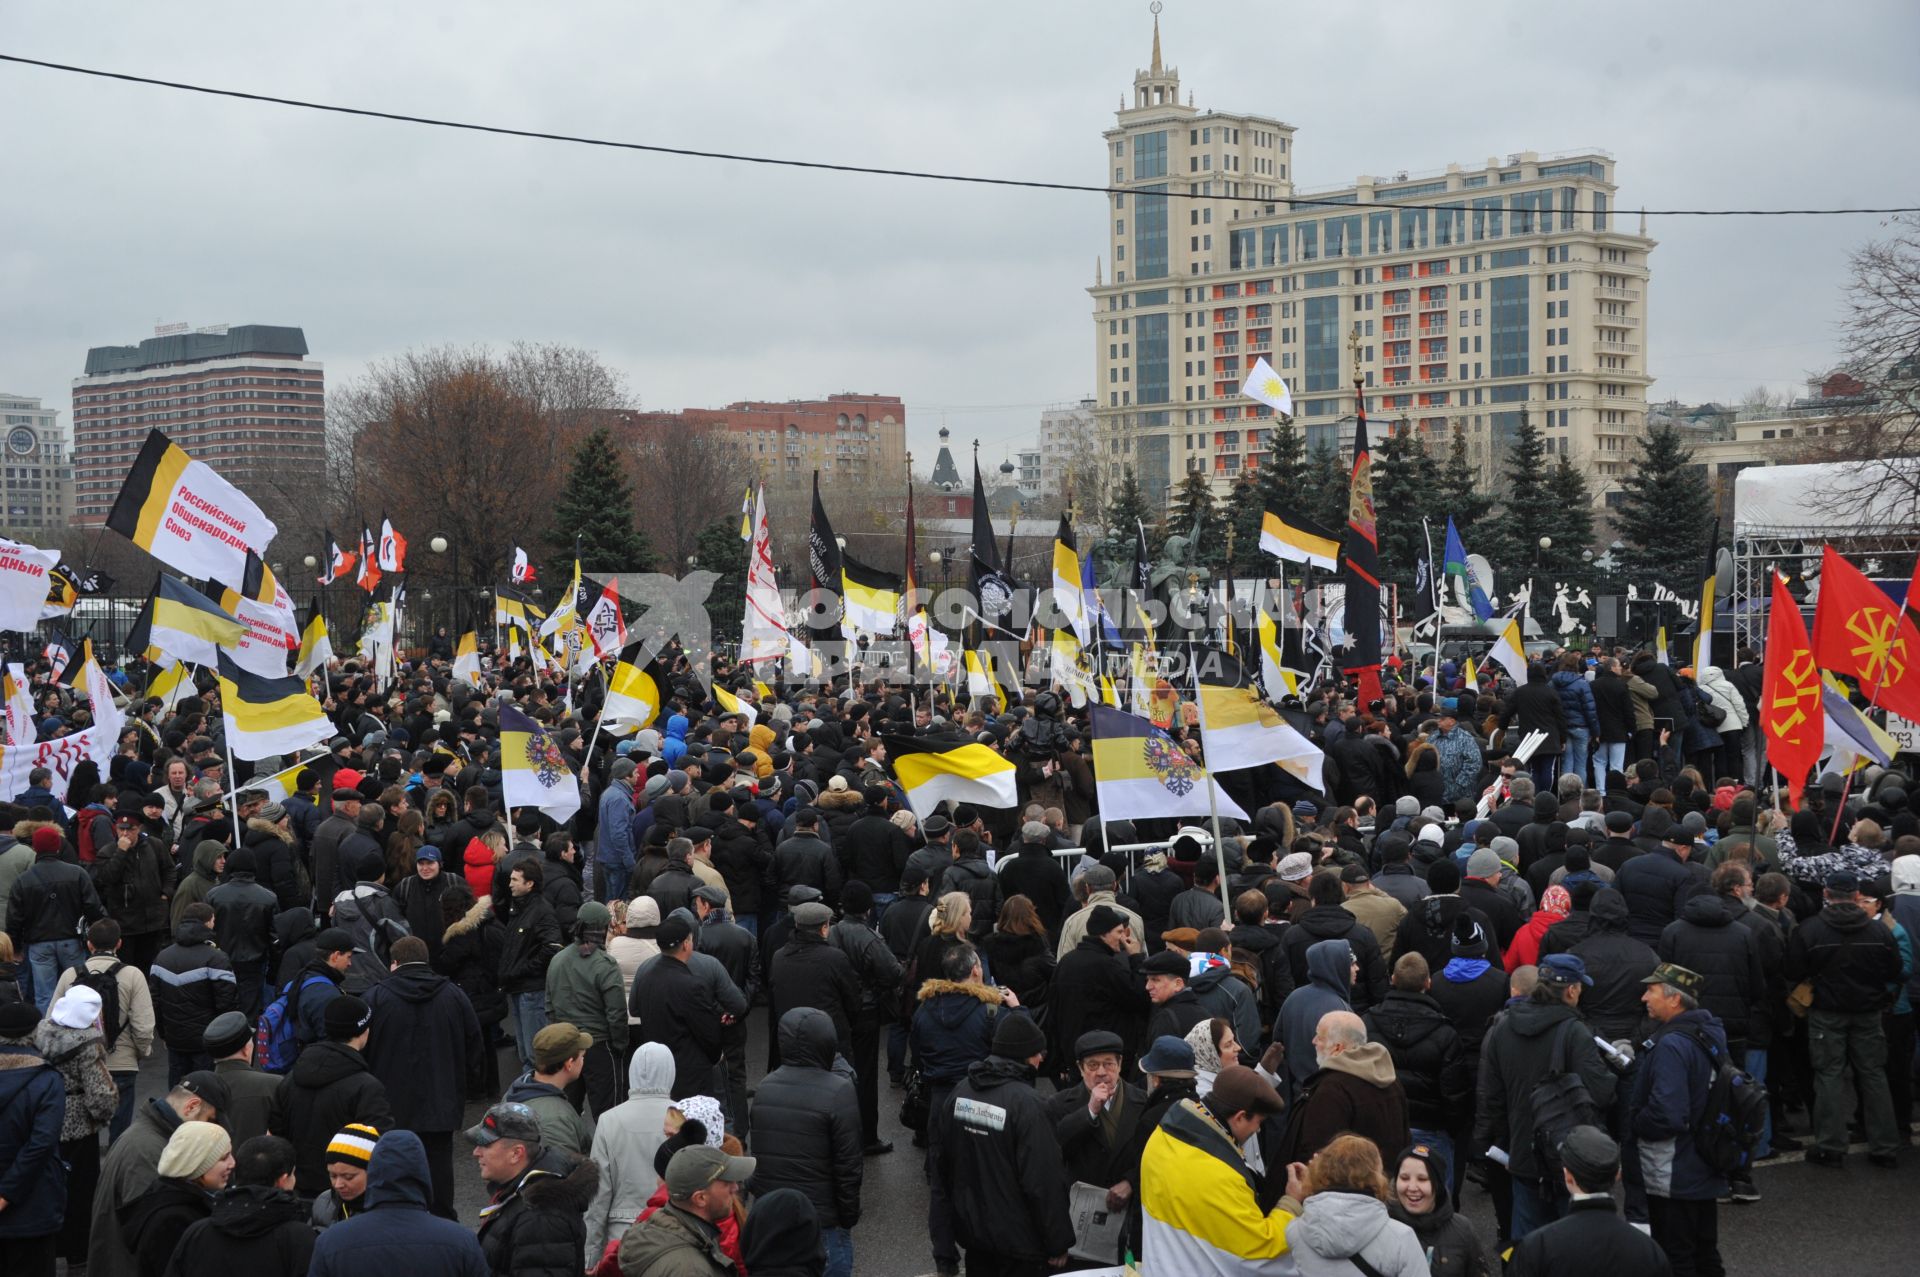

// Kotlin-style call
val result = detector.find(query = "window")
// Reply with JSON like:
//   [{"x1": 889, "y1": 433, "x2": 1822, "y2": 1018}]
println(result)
[{"x1": 1489, "y1": 275, "x2": 1530, "y2": 378}]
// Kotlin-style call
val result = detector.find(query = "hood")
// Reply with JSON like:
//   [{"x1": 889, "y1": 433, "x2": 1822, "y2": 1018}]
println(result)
[
  {"x1": 815, "y1": 789, "x2": 864, "y2": 811},
  {"x1": 916, "y1": 979, "x2": 1004, "y2": 1031},
  {"x1": 1319, "y1": 1040, "x2": 1398, "y2": 1088},
  {"x1": 1680, "y1": 892, "x2": 1735, "y2": 927},
  {"x1": 172, "y1": 918, "x2": 216, "y2": 946},
  {"x1": 1305, "y1": 938, "x2": 1355, "y2": 992},
  {"x1": 273, "y1": 907, "x2": 316, "y2": 949},
  {"x1": 1588, "y1": 887, "x2": 1631, "y2": 933},
  {"x1": 503, "y1": 1075, "x2": 569, "y2": 1106},
  {"x1": 0, "y1": 1043, "x2": 49, "y2": 1106},
  {"x1": 1504, "y1": 997, "x2": 1578, "y2": 1039},
  {"x1": 776, "y1": 1006, "x2": 838, "y2": 1070},
  {"x1": 518, "y1": 1150, "x2": 600, "y2": 1213},
  {"x1": 1890, "y1": 854, "x2": 1920, "y2": 895},
  {"x1": 442, "y1": 895, "x2": 493, "y2": 940},
  {"x1": 628, "y1": 897, "x2": 662, "y2": 928},
  {"x1": 1300, "y1": 905, "x2": 1361, "y2": 940},
  {"x1": 192, "y1": 840, "x2": 225, "y2": 877},
  {"x1": 121, "y1": 1177, "x2": 212, "y2": 1238},
  {"x1": 384, "y1": 963, "x2": 451, "y2": 1003},
  {"x1": 1291, "y1": 1190, "x2": 1392, "y2": 1259},
  {"x1": 665, "y1": 714, "x2": 689, "y2": 741},
  {"x1": 1189, "y1": 964, "x2": 1234, "y2": 996},
  {"x1": 34, "y1": 1020, "x2": 103, "y2": 1059},
  {"x1": 208, "y1": 1184, "x2": 309, "y2": 1236},
  {"x1": 741, "y1": 1186, "x2": 826, "y2": 1275},
  {"x1": 1551, "y1": 670, "x2": 1585, "y2": 692},
  {"x1": 963, "y1": 1052, "x2": 1036, "y2": 1091},
  {"x1": 464, "y1": 836, "x2": 495, "y2": 868},
  {"x1": 287, "y1": 1039, "x2": 370, "y2": 1088},
  {"x1": 246, "y1": 817, "x2": 293, "y2": 843},
  {"x1": 628, "y1": 1041, "x2": 675, "y2": 1097},
  {"x1": 748, "y1": 724, "x2": 776, "y2": 753},
  {"x1": 365, "y1": 1129, "x2": 433, "y2": 1210},
  {"x1": 1820, "y1": 901, "x2": 1875, "y2": 933}
]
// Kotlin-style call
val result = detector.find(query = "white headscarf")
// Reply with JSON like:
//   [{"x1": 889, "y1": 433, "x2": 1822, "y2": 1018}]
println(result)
[{"x1": 48, "y1": 984, "x2": 102, "y2": 1031}]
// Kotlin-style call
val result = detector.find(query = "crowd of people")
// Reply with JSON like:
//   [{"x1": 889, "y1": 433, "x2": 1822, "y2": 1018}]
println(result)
[{"x1": 0, "y1": 632, "x2": 1915, "y2": 1277}]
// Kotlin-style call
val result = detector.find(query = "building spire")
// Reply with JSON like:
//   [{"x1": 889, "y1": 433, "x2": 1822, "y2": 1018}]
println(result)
[{"x1": 1149, "y1": 1, "x2": 1164, "y2": 75}]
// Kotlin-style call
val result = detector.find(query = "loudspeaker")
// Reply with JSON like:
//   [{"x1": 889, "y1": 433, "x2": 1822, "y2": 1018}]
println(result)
[{"x1": 1596, "y1": 594, "x2": 1622, "y2": 641}]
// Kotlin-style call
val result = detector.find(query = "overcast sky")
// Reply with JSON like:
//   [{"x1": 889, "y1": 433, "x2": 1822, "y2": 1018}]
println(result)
[{"x1": 3, "y1": 1, "x2": 1916, "y2": 468}]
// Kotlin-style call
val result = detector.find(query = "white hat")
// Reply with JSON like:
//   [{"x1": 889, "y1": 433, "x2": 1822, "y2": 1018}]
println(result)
[{"x1": 48, "y1": 984, "x2": 102, "y2": 1031}]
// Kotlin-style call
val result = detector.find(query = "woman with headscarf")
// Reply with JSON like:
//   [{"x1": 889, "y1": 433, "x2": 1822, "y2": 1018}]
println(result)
[
  {"x1": 1503, "y1": 884, "x2": 1573, "y2": 972},
  {"x1": 1387, "y1": 1142, "x2": 1493, "y2": 1277},
  {"x1": 121, "y1": 1121, "x2": 233, "y2": 1277},
  {"x1": 36, "y1": 985, "x2": 120, "y2": 1272}
]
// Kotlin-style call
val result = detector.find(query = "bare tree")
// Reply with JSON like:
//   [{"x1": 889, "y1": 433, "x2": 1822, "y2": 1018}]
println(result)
[{"x1": 625, "y1": 421, "x2": 739, "y2": 571}]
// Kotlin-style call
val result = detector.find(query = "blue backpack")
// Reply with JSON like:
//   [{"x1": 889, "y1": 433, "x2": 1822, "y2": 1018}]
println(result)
[{"x1": 255, "y1": 973, "x2": 332, "y2": 1073}]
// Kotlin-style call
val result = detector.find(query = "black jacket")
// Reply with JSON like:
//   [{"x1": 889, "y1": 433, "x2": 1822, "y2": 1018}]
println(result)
[
  {"x1": 936, "y1": 855, "x2": 1001, "y2": 941},
  {"x1": 393, "y1": 870, "x2": 454, "y2": 958},
  {"x1": 770, "y1": 833, "x2": 842, "y2": 907},
  {"x1": 1390, "y1": 1181, "x2": 1493, "y2": 1277},
  {"x1": 476, "y1": 1148, "x2": 599, "y2": 1277},
  {"x1": 839, "y1": 812, "x2": 910, "y2": 896},
  {"x1": 768, "y1": 928, "x2": 862, "y2": 1060},
  {"x1": 748, "y1": 1007, "x2": 863, "y2": 1228},
  {"x1": 362, "y1": 962, "x2": 483, "y2": 1131},
  {"x1": 1656, "y1": 893, "x2": 1765, "y2": 1045},
  {"x1": 539, "y1": 856, "x2": 582, "y2": 937},
  {"x1": 1590, "y1": 672, "x2": 1635, "y2": 743},
  {"x1": 122, "y1": 1176, "x2": 215, "y2": 1277},
  {"x1": 1458, "y1": 879, "x2": 1524, "y2": 952},
  {"x1": 150, "y1": 918, "x2": 240, "y2": 1051},
  {"x1": 828, "y1": 914, "x2": 904, "y2": 1014},
  {"x1": 1475, "y1": 996, "x2": 1617, "y2": 1182},
  {"x1": 696, "y1": 913, "x2": 758, "y2": 1004},
  {"x1": 163, "y1": 1184, "x2": 316, "y2": 1277},
  {"x1": 1568, "y1": 890, "x2": 1660, "y2": 1041},
  {"x1": 931, "y1": 1054, "x2": 1076, "y2": 1263},
  {"x1": 308, "y1": 1130, "x2": 489, "y2": 1277},
  {"x1": 1501, "y1": 680, "x2": 1568, "y2": 756},
  {"x1": 269, "y1": 1040, "x2": 396, "y2": 1196},
  {"x1": 1506, "y1": 1195, "x2": 1671, "y2": 1277},
  {"x1": 1044, "y1": 1079, "x2": 1150, "y2": 1194},
  {"x1": 644, "y1": 860, "x2": 704, "y2": 919},
  {"x1": 309, "y1": 813, "x2": 356, "y2": 915},
  {"x1": 497, "y1": 891, "x2": 562, "y2": 994},
  {"x1": 629, "y1": 952, "x2": 723, "y2": 1098},
  {"x1": 434, "y1": 897, "x2": 509, "y2": 1024},
  {"x1": 1394, "y1": 894, "x2": 1496, "y2": 977},
  {"x1": 242, "y1": 824, "x2": 307, "y2": 912},
  {"x1": 205, "y1": 872, "x2": 279, "y2": 968},
  {"x1": 979, "y1": 929, "x2": 1055, "y2": 1011},
  {"x1": 1228, "y1": 920, "x2": 1296, "y2": 1027},
  {"x1": 709, "y1": 819, "x2": 773, "y2": 914},
  {"x1": 1363, "y1": 989, "x2": 1470, "y2": 1129},
  {"x1": 1047, "y1": 937, "x2": 1149, "y2": 1068},
  {"x1": 94, "y1": 833, "x2": 176, "y2": 937},
  {"x1": 1130, "y1": 865, "x2": 1186, "y2": 941},
  {"x1": 1282, "y1": 905, "x2": 1388, "y2": 1011},
  {"x1": 1145, "y1": 986, "x2": 1210, "y2": 1044},
  {"x1": 1784, "y1": 900, "x2": 1902, "y2": 1014},
  {"x1": 996, "y1": 844, "x2": 1074, "y2": 936},
  {"x1": 5, "y1": 849, "x2": 106, "y2": 946},
  {"x1": 1615, "y1": 846, "x2": 1706, "y2": 944}
]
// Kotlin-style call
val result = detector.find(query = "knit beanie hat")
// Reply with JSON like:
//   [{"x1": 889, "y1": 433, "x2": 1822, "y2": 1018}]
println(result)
[
  {"x1": 157, "y1": 1120, "x2": 232, "y2": 1180},
  {"x1": 326, "y1": 1123, "x2": 381, "y2": 1170}
]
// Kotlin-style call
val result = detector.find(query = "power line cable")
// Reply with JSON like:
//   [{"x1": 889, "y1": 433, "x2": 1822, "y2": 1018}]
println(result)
[{"x1": 2, "y1": 53, "x2": 1915, "y2": 218}]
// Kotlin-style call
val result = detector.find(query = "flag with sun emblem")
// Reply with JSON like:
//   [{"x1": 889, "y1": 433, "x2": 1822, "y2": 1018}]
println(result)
[
  {"x1": 499, "y1": 704, "x2": 582, "y2": 823},
  {"x1": 1240, "y1": 356, "x2": 1294, "y2": 418},
  {"x1": 1088, "y1": 704, "x2": 1248, "y2": 824}
]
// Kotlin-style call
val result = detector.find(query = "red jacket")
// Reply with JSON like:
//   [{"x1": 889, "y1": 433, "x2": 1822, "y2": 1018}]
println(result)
[{"x1": 463, "y1": 837, "x2": 495, "y2": 898}]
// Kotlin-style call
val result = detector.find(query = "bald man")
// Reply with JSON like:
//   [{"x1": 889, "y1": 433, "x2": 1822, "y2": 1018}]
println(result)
[{"x1": 1274, "y1": 1009, "x2": 1411, "y2": 1166}]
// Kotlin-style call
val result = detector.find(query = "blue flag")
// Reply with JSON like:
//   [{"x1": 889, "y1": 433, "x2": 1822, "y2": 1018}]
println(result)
[{"x1": 1443, "y1": 517, "x2": 1494, "y2": 621}]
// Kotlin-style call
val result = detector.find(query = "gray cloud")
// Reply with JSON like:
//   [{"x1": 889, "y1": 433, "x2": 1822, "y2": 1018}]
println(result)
[{"x1": 1, "y1": 0, "x2": 1915, "y2": 467}]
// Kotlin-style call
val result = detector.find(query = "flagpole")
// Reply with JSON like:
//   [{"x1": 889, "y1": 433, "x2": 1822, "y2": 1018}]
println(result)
[
  {"x1": 1423, "y1": 517, "x2": 1443, "y2": 689},
  {"x1": 223, "y1": 734, "x2": 242, "y2": 847},
  {"x1": 1202, "y1": 743, "x2": 1233, "y2": 921}
]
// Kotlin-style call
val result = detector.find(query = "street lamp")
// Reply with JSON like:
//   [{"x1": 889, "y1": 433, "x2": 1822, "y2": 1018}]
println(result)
[{"x1": 302, "y1": 554, "x2": 317, "y2": 569}]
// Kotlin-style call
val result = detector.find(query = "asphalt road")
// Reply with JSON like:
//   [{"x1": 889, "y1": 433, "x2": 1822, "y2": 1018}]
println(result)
[{"x1": 133, "y1": 1013, "x2": 1919, "y2": 1276}]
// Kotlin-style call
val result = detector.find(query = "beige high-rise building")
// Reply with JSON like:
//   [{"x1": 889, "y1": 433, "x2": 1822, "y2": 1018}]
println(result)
[{"x1": 1093, "y1": 15, "x2": 1655, "y2": 509}]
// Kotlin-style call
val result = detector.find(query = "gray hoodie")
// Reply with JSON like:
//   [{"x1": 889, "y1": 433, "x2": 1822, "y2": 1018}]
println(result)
[
  {"x1": 1284, "y1": 1190, "x2": 1430, "y2": 1277},
  {"x1": 1279, "y1": 938, "x2": 1354, "y2": 1089}
]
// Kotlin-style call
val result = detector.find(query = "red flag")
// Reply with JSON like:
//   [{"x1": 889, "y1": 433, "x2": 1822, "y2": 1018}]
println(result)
[
  {"x1": 1762, "y1": 573, "x2": 1822, "y2": 809},
  {"x1": 1341, "y1": 412, "x2": 1383, "y2": 708},
  {"x1": 355, "y1": 527, "x2": 382, "y2": 594},
  {"x1": 318, "y1": 533, "x2": 355, "y2": 586},
  {"x1": 1810, "y1": 546, "x2": 1920, "y2": 720}
]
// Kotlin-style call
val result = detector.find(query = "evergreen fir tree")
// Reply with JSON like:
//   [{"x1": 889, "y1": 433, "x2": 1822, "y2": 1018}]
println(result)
[
  {"x1": 1481, "y1": 413, "x2": 1559, "y2": 581},
  {"x1": 546, "y1": 427, "x2": 653, "y2": 571},
  {"x1": 1370, "y1": 425, "x2": 1439, "y2": 591},
  {"x1": 1545, "y1": 456, "x2": 1595, "y2": 576},
  {"x1": 1434, "y1": 423, "x2": 1493, "y2": 534},
  {"x1": 1227, "y1": 474, "x2": 1264, "y2": 577},
  {"x1": 1255, "y1": 418, "x2": 1311, "y2": 511},
  {"x1": 1098, "y1": 467, "x2": 1160, "y2": 571},
  {"x1": 1166, "y1": 469, "x2": 1222, "y2": 570},
  {"x1": 1614, "y1": 423, "x2": 1714, "y2": 591},
  {"x1": 693, "y1": 517, "x2": 747, "y2": 643},
  {"x1": 1303, "y1": 441, "x2": 1351, "y2": 538}
]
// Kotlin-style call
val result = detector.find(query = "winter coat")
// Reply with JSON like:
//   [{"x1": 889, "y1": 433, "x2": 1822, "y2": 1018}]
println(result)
[
  {"x1": 1044, "y1": 1078, "x2": 1151, "y2": 1197},
  {"x1": 838, "y1": 812, "x2": 909, "y2": 897},
  {"x1": 1589, "y1": 671, "x2": 1635, "y2": 744},
  {"x1": 541, "y1": 854, "x2": 584, "y2": 938},
  {"x1": 1389, "y1": 1178, "x2": 1492, "y2": 1277},
  {"x1": 911, "y1": 978, "x2": 1014, "y2": 1084},
  {"x1": 1228, "y1": 919, "x2": 1296, "y2": 1024},
  {"x1": 121, "y1": 1176, "x2": 215, "y2": 1277},
  {"x1": 1284, "y1": 905, "x2": 1388, "y2": 1012},
  {"x1": 1615, "y1": 846, "x2": 1706, "y2": 944},
  {"x1": 1427, "y1": 958, "x2": 1510, "y2": 1074},
  {"x1": 363, "y1": 962, "x2": 483, "y2": 1131},
  {"x1": 615, "y1": 1200, "x2": 734, "y2": 1277},
  {"x1": 979, "y1": 928, "x2": 1055, "y2": 1011},
  {"x1": 749, "y1": 1007, "x2": 863, "y2": 1228},
  {"x1": 1168, "y1": 884, "x2": 1229, "y2": 933},
  {"x1": 596, "y1": 781, "x2": 635, "y2": 874},
  {"x1": 1131, "y1": 864, "x2": 1187, "y2": 940},
  {"x1": 1628, "y1": 1008, "x2": 1731, "y2": 1201},
  {"x1": 1278, "y1": 938, "x2": 1356, "y2": 1088},
  {"x1": 167, "y1": 839, "x2": 226, "y2": 930},
  {"x1": 770, "y1": 832, "x2": 843, "y2": 908},
  {"x1": 546, "y1": 937, "x2": 630, "y2": 1053},
  {"x1": 1500, "y1": 680, "x2": 1568, "y2": 756},
  {"x1": 1656, "y1": 893, "x2": 1765, "y2": 1045},
  {"x1": 644, "y1": 859, "x2": 703, "y2": 919},
  {"x1": 393, "y1": 869, "x2": 454, "y2": 957},
  {"x1": 1047, "y1": 936, "x2": 1149, "y2": 1068},
  {"x1": 1342, "y1": 885, "x2": 1408, "y2": 960},
  {"x1": 1189, "y1": 962, "x2": 1261, "y2": 1052},
  {"x1": 1784, "y1": 900, "x2": 1902, "y2": 1014},
  {"x1": 629, "y1": 952, "x2": 722, "y2": 1099},
  {"x1": 1568, "y1": 889, "x2": 1661, "y2": 1041},
  {"x1": 206, "y1": 870, "x2": 278, "y2": 968},
  {"x1": 997, "y1": 843, "x2": 1075, "y2": 936},
  {"x1": 931, "y1": 1053, "x2": 1075, "y2": 1263},
  {"x1": 693, "y1": 912, "x2": 756, "y2": 1005},
  {"x1": 308, "y1": 1130, "x2": 489, "y2": 1277},
  {"x1": 309, "y1": 813, "x2": 357, "y2": 916},
  {"x1": 163, "y1": 1184, "x2": 316, "y2": 1277},
  {"x1": 150, "y1": 919, "x2": 240, "y2": 1051},
  {"x1": 268, "y1": 1040, "x2": 396, "y2": 1195},
  {"x1": 1363, "y1": 990, "x2": 1470, "y2": 1129},
  {"x1": 462, "y1": 836, "x2": 498, "y2": 899},
  {"x1": 33, "y1": 1018, "x2": 117, "y2": 1140},
  {"x1": 583, "y1": 1043, "x2": 676, "y2": 1260},
  {"x1": 502, "y1": 1074, "x2": 593, "y2": 1158},
  {"x1": 6, "y1": 846, "x2": 106, "y2": 947},
  {"x1": 50, "y1": 952, "x2": 156, "y2": 1074},
  {"x1": 477, "y1": 1147, "x2": 600, "y2": 1277},
  {"x1": 1550, "y1": 670, "x2": 1602, "y2": 737},
  {"x1": 243, "y1": 820, "x2": 308, "y2": 911},
  {"x1": 0, "y1": 1037, "x2": 67, "y2": 1240},
  {"x1": 1506, "y1": 905, "x2": 1568, "y2": 973},
  {"x1": 828, "y1": 912, "x2": 904, "y2": 1013},
  {"x1": 935, "y1": 854, "x2": 1002, "y2": 941},
  {"x1": 435, "y1": 896, "x2": 509, "y2": 1024},
  {"x1": 1474, "y1": 996, "x2": 1617, "y2": 1182},
  {"x1": 768, "y1": 927, "x2": 862, "y2": 1060},
  {"x1": 94, "y1": 832, "x2": 176, "y2": 937},
  {"x1": 1694, "y1": 666, "x2": 1749, "y2": 732},
  {"x1": 1394, "y1": 894, "x2": 1495, "y2": 978},
  {"x1": 329, "y1": 881, "x2": 411, "y2": 993},
  {"x1": 1285, "y1": 1190, "x2": 1430, "y2": 1277},
  {"x1": 499, "y1": 890, "x2": 564, "y2": 994},
  {"x1": 1506, "y1": 1194, "x2": 1671, "y2": 1277},
  {"x1": 89, "y1": 1097, "x2": 180, "y2": 1276},
  {"x1": 1458, "y1": 879, "x2": 1525, "y2": 954},
  {"x1": 1138, "y1": 1097, "x2": 1301, "y2": 1276},
  {"x1": 1146, "y1": 985, "x2": 1211, "y2": 1046},
  {"x1": 1275, "y1": 1042, "x2": 1413, "y2": 1168}
]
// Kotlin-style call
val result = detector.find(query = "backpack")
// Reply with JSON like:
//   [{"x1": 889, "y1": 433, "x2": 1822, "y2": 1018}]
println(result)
[
  {"x1": 1676, "y1": 1024, "x2": 1769, "y2": 1176},
  {"x1": 75, "y1": 809, "x2": 103, "y2": 866},
  {"x1": 72, "y1": 961, "x2": 128, "y2": 1051},
  {"x1": 256, "y1": 973, "x2": 332, "y2": 1073},
  {"x1": 1528, "y1": 1018, "x2": 1604, "y2": 1181}
]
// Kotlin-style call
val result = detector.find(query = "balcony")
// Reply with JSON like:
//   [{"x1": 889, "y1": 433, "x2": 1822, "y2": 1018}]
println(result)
[
  {"x1": 1383, "y1": 302, "x2": 1410, "y2": 314},
  {"x1": 1384, "y1": 351, "x2": 1413, "y2": 367},
  {"x1": 1596, "y1": 313, "x2": 1641, "y2": 328},
  {"x1": 1595, "y1": 340, "x2": 1641, "y2": 354},
  {"x1": 1214, "y1": 318, "x2": 1239, "y2": 329},
  {"x1": 1597, "y1": 285, "x2": 1640, "y2": 300},
  {"x1": 1247, "y1": 339, "x2": 1272, "y2": 353},
  {"x1": 1418, "y1": 320, "x2": 1449, "y2": 335}
]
